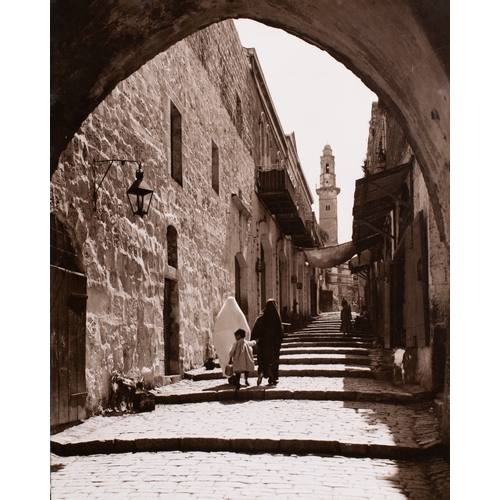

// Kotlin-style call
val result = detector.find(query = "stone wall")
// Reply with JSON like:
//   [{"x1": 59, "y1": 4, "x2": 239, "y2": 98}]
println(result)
[
  {"x1": 365, "y1": 102, "x2": 449, "y2": 393},
  {"x1": 413, "y1": 164, "x2": 449, "y2": 392},
  {"x1": 51, "y1": 20, "x2": 317, "y2": 416},
  {"x1": 51, "y1": 21, "x2": 262, "y2": 413}
]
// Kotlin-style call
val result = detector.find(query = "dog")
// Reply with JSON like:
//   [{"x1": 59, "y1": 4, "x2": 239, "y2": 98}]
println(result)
[
  {"x1": 393, "y1": 349, "x2": 406, "y2": 384},
  {"x1": 393, "y1": 348, "x2": 417, "y2": 384}
]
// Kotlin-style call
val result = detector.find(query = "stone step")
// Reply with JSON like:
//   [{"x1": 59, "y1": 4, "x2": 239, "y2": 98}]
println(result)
[
  {"x1": 279, "y1": 364, "x2": 373, "y2": 377},
  {"x1": 152, "y1": 376, "x2": 430, "y2": 405},
  {"x1": 281, "y1": 340, "x2": 374, "y2": 349},
  {"x1": 293, "y1": 332, "x2": 375, "y2": 339},
  {"x1": 280, "y1": 346, "x2": 370, "y2": 356},
  {"x1": 298, "y1": 322, "x2": 341, "y2": 328},
  {"x1": 50, "y1": 396, "x2": 441, "y2": 461},
  {"x1": 185, "y1": 363, "x2": 373, "y2": 381},
  {"x1": 285, "y1": 330, "x2": 374, "y2": 337},
  {"x1": 284, "y1": 333, "x2": 373, "y2": 339},
  {"x1": 280, "y1": 353, "x2": 371, "y2": 366},
  {"x1": 213, "y1": 348, "x2": 371, "y2": 369},
  {"x1": 282, "y1": 336, "x2": 374, "y2": 343}
]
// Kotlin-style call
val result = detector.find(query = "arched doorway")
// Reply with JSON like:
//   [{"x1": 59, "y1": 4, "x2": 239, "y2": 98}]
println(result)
[
  {"x1": 259, "y1": 235, "x2": 273, "y2": 311},
  {"x1": 165, "y1": 225, "x2": 180, "y2": 376},
  {"x1": 235, "y1": 253, "x2": 249, "y2": 317},
  {"x1": 51, "y1": 1, "x2": 449, "y2": 249},
  {"x1": 278, "y1": 250, "x2": 288, "y2": 312},
  {"x1": 50, "y1": 213, "x2": 87, "y2": 432}
]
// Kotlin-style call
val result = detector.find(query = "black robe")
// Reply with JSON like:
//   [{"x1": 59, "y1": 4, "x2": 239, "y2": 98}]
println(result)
[{"x1": 251, "y1": 299, "x2": 283, "y2": 383}]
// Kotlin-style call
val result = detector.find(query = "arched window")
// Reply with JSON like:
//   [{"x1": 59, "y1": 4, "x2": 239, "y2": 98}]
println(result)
[
  {"x1": 167, "y1": 225, "x2": 178, "y2": 268},
  {"x1": 235, "y1": 253, "x2": 248, "y2": 316}
]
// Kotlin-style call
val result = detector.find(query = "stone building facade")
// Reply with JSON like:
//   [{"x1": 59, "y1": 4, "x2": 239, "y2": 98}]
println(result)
[
  {"x1": 350, "y1": 101, "x2": 449, "y2": 396},
  {"x1": 50, "y1": 20, "x2": 320, "y2": 428}
]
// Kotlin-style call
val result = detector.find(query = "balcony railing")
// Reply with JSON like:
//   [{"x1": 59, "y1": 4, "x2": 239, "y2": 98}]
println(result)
[
  {"x1": 257, "y1": 166, "x2": 297, "y2": 215},
  {"x1": 257, "y1": 166, "x2": 320, "y2": 248}
]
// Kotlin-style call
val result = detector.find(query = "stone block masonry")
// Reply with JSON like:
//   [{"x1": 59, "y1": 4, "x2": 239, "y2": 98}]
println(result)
[{"x1": 51, "y1": 21, "x2": 263, "y2": 415}]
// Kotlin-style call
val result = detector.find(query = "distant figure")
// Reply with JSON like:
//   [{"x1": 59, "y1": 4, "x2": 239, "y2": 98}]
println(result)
[
  {"x1": 251, "y1": 299, "x2": 284, "y2": 386},
  {"x1": 281, "y1": 306, "x2": 291, "y2": 324},
  {"x1": 291, "y1": 300, "x2": 301, "y2": 331},
  {"x1": 340, "y1": 299, "x2": 353, "y2": 336},
  {"x1": 355, "y1": 305, "x2": 370, "y2": 332},
  {"x1": 281, "y1": 306, "x2": 291, "y2": 334},
  {"x1": 228, "y1": 329, "x2": 257, "y2": 390}
]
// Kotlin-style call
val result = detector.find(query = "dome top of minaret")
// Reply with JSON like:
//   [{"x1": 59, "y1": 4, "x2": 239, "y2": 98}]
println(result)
[{"x1": 323, "y1": 144, "x2": 332, "y2": 155}]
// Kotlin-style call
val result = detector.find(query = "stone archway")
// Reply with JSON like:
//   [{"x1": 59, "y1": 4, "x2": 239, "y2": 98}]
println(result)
[{"x1": 51, "y1": 0, "x2": 449, "y2": 248}]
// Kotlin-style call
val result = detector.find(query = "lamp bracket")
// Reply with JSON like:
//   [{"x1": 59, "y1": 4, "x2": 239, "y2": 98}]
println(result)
[{"x1": 92, "y1": 159, "x2": 142, "y2": 210}]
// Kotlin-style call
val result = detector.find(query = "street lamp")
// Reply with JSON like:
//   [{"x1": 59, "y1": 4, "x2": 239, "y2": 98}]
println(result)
[
  {"x1": 126, "y1": 165, "x2": 154, "y2": 217},
  {"x1": 93, "y1": 159, "x2": 154, "y2": 217}
]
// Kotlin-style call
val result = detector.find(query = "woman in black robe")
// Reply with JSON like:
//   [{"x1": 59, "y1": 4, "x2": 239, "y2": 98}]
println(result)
[
  {"x1": 340, "y1": 298, "x2": 353, "y2": 335},
  {"x1": 251, "y1": 299, "x2": 284, "y2": 386}
]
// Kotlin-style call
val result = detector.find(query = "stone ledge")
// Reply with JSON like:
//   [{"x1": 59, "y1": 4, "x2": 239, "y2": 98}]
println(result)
[
  {"x1": 153, "y1": 387, "x2": 430, "y2": 405},
  {"x1": 50, "y1": 435, "x2": 444, "y2": 460}
]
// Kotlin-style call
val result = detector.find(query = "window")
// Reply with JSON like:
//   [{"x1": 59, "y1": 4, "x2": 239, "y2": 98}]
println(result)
[
  {"x1": 211, "y1": 140, "x2": 219, "y2": 194},
  {"x1": 326, "y1": 205, "x2": 331, "y2": 211},
  {"x1": 235, "y1": 94, "x2": 243, "y2": 137},
  {"x1": 265, "y1": 125, "x2": 270, "y2": 165},
  {"x1": 170, "y1": 102, "x2": 182, "y2": 186},
  {"x1": 258, "y1": 113, "x2": 265, "y2": 166},
  {"x1": 167, "y1": 225, "x2": 178, "y2": 268},
  {"x1": 326, "y1": 163, "x2": 330, "y2": 173}
]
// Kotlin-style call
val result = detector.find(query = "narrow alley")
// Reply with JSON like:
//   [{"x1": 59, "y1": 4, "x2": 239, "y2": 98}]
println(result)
[
  {"x1": 50, "y1": 313, "x2": 449, "y2": 499},
  {"x1": 49, "y1": 3, "x2": 451, "y2": 497}
]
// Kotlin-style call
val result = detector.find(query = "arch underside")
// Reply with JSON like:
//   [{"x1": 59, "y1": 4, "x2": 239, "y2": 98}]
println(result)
[{"x1": 51, "y1": 0, "x2": 449, "y2": 247}]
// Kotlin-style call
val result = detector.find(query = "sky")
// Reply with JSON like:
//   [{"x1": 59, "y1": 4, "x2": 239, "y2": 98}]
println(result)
[{"x1": 233, "y1": 19, "x2": 378, "y2": 244}]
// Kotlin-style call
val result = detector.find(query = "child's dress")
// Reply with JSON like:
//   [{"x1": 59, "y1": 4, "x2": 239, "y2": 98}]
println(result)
[{"x1": 229, "y1": 338, "x2": 256, "y2": 374}]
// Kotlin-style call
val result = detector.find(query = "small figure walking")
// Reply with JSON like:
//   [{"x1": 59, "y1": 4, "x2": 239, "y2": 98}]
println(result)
[
  {"x1": 251, "y1": 299, "x2": 284, "y2": 386},
  {"x1": 340, "y1": 298, "x2": 353, "y2": 336},
  {"x1": 228, "y1": 328, "x2": 257, "y2": 390}
]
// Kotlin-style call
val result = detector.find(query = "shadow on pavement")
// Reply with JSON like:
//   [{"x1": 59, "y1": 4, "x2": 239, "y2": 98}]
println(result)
[{"x1": 340, "y1": 377, "x2": 449, "y2": 498}]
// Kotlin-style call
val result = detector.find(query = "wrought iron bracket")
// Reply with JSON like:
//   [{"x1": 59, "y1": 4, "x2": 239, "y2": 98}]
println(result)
[{"x1": 92, "y1": 158, "x2": 141, "y2": 211}]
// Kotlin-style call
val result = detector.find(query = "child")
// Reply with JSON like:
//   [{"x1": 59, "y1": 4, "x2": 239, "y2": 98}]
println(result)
[{"x1": 228, "y1": 328, "x2": 257, "y2": 390}]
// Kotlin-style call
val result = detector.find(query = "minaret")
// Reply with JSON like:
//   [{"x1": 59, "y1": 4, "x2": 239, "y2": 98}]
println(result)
[{"x1": 316, "y1": 144, "x2": 341, "y2": 245}]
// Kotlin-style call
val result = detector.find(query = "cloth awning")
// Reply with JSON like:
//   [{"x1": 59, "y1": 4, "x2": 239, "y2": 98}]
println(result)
[
  {"x1": 302, "y1": 235, "x2": 381, "y2": 269},
  {"x1": 352, "y1": 160, "x2": 412, "y2": 242}
]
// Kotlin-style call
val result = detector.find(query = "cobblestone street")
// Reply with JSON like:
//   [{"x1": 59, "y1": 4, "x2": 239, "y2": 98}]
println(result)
[
  {"x1": 50, "y1": 314, "x2": 450, "y2": 499},
  {"x1": 51, "y1": 451, "x2": 449, "y2": 500}
]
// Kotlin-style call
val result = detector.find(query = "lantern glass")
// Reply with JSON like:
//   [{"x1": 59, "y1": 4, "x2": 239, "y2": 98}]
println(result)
[{"x1": 127, "y1": 169, "x2": 154, "y2": 217}]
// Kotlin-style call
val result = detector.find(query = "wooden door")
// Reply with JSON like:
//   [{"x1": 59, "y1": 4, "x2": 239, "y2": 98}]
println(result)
[
  {"x1": 164, "y1": 278, "x2": 180, "y2": 375},
  {"x1": 404, "y1": 211, "x2": 430, "y2": 347},
  {"x1": 50, "y1": 265, "x2": 87, "y2": 430},
  {"x1": 390, "y1": 252, "x2": 405, "y2": 347},
  {"x1": 50, "y1": 214, "x2": 87, "y2": 432}
]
